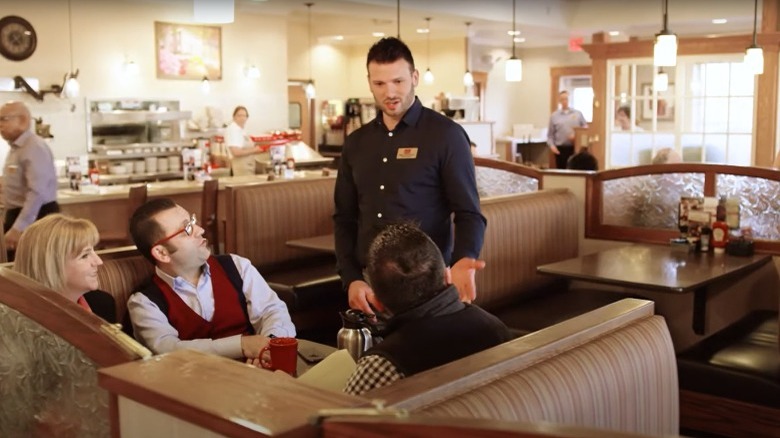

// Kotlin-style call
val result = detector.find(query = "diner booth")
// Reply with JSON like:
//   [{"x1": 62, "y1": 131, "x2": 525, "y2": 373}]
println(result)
[{"x1": 1, "y1": 159, "x2": 779, "y2": 436}]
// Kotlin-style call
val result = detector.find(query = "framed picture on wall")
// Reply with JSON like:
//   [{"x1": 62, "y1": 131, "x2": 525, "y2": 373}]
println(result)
[
  {"x1": 155, "y1": 21, "x2": 222, "y2": 80},
  {"x1": 641, "y1": 83, "x2": 675, "y2": 121}
]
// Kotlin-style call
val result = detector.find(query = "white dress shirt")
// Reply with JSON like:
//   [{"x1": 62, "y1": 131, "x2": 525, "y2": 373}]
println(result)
[{"x1": 127, "y1": 254, "x2": 295, "y2": 358}]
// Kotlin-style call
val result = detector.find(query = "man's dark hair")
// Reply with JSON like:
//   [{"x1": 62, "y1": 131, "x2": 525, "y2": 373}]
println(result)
[
  {"x1": 129, "y1": 198, "x2": 177, "y2": 263},
  {"x1": 366, "y1": 222, "x2": 447, "y2": 314},
  {"x1": 366, "y1": 37, "x2": 415, "y2": 71}
]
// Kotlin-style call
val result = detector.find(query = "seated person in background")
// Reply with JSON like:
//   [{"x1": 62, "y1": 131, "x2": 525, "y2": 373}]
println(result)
[
  {"x1": 13, "y1": 214, "x2": 116, "y2": 323},
  {"x1": 343, "y1": 223, "x2": 512, "y2": 396},
  {"x1": 615, "y1": 105, "x2": 643, "y2": 131},
  {"x1": 127, "y1": 198, "x2": 295, "y2": 360},
  {"x1": 566, "y1": 146, "x2": 598, "y2": 170},
  {"x1": 652, "y1": 147, "x2": 682, "y2": 164}
]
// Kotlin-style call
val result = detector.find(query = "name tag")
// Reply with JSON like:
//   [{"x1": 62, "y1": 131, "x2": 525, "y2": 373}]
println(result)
[{"x1": 396, "y1": 147, "x2": 418, "y2": 159}]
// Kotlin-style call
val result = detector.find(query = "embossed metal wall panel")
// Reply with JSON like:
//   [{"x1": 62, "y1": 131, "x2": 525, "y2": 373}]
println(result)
[
  {"x1": 717, "y1": 174, "x2": 780, "y2": 240},
  {"x1": 603, "y1": 173, "x2": 705, "y2": 229},
  {"x1": 476, "y1": 167, "x2": 539, "y2": 198},
  {"x1": 0, "y1": 304, "x2": 109, "y2": 437}
]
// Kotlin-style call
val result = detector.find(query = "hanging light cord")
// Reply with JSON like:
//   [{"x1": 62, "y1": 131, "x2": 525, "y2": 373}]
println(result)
[
  {"x1": 752, "y1": 0, "x2": 759, "y2": 45},
  {"x1": 68, "y1": 0, "x2": 74, "y2": 73},
  {"x1": 661, "y1": 0, "x2": 669, "y2": 32},
  {"x1": 465, "y1": 21, "x2": 471, "y2": 71},
  {"x1": 306, "y1": 3, "x2": 313, "y2": 80},
  {"x1": 511, "y1": 0, "x2": 516, "y2": 57},
  {"x1": 397, "y1": 0, "x2": 400, "y2": 38},
  {"x1": 426, "y1": 18, "x2": 431, "y2": 68}
]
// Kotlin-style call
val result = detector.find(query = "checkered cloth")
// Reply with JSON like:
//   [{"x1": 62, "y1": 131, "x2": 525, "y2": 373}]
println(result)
[{"x1": 343, "y1": 354, "x2": 404, "y2": 395}]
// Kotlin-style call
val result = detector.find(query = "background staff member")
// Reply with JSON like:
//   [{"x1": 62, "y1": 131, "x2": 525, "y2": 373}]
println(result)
[
  {"x1": 225, "y1": 106, "x2": 264, "y2": 176},
  {"x1": 334, "y1": 37, "x2": 487, "y2": 316},
  {"x1": 0, "y1": 101, "x2": 59, "y2": 255},
  {"x1": 547, "y1": 91, "x2": 588, "y2": 169}
]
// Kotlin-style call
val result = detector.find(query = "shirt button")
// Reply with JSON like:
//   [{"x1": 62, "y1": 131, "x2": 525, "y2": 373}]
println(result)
[
  {"x1": 379, "y1": 185, "x2": 384, "y2": 190},
  {"x1": 388, "y1": 132, "x2": 393, "y2": 137},
  {"x1": 382, "y1": 157, "x2": 387, "y2": 163},
  {"x1": 377, "y1": 213, "x2": 382, "y2": 218}
]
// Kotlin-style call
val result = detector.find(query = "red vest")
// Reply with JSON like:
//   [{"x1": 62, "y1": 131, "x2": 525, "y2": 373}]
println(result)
[{"x1": 153, "y1": 256, "x2": 251, "y2": 341}]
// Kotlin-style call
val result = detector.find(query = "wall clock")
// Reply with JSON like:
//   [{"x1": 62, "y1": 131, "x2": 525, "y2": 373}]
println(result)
[{"x1": 0, "y1": 16, "x2": 37, "y2": 61}]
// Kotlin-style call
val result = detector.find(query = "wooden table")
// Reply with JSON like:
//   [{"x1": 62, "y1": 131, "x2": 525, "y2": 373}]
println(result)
[
  {"x1": 537, "y1": 244, "x2": 772, "y2": 335},
  {"x1": 285, "y1": 234, "x2": 336, "y2": 254}
]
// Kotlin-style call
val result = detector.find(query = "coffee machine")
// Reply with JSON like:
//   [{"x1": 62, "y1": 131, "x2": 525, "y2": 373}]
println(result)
[{"x1": 344, "y1": 98, "x2": 377, "y2": 137}]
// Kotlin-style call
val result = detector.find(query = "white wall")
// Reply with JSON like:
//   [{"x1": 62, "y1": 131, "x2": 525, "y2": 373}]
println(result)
[
  {"x1": 0, "y1": 0, "x2": 592, "y2": 164},
  {"x1": 0, "y1": 0, "x2": 289, "y2": 161}
]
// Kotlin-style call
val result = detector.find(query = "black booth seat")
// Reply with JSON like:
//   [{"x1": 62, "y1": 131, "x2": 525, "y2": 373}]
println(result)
[
  {"x1": 676, "y1": 310, "x2": 780, "y2": 438},
  {"x1": 677, "y1": 310, "x2": 780, "y2": 407}
]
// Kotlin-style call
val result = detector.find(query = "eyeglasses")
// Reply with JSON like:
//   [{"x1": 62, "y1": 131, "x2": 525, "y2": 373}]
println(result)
[
  {"x1": 152, "y1": 214, "x2": 197, "y2": 249},
  {"x1": 0, "y1": 115, "x2": 22, "y2": 122}
]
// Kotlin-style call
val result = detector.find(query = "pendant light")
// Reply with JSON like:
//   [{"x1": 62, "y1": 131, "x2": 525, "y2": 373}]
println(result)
[
  {"x1": 304, "y1": 3, "x2": 316, "y2": 99},
  {"x1": 505, "y1": 0, "x2": 522, "y2": 82},
  {"x1": 653, "y1": 0, "x2": 677, "y2": 67},
  {"x1": 744, "y1": 0, "x2": 764, "y2": 75},
  {"x1": 62, "y1": 0, "x2": 80, "y2": 99},
  {"x1": 463, "y1": 22, "x2": 474, "y2": 87},
  {"x1": 654, "y1": 67, "x2": 669, "y2": 92},
  {"x1": 422, "y1": 17, "x2": 434, "y2": 85}
]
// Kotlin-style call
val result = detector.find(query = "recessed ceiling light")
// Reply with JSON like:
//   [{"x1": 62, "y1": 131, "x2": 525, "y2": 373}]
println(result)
[
  {"x1": 416, "y1": 28, "x2": 429, "y2": 34},
  {"x1": 372, "y1": 32, "x2": 385, "y2": 37},
  {"x1": 334, "y1": 35, "x2": 344, "y2": 40},
  {"x1": 608, "y1": 30, "x2": 620, "y2": 36},
  {"x1": 507, "y1": 30, "x2": 521, "y2": 36},
  {"x1": 514, "y1": 37, "x2": 525, "y2": 43},
  {"x1": 712, "y1": 18, "x2": 727, "y2": 24}
]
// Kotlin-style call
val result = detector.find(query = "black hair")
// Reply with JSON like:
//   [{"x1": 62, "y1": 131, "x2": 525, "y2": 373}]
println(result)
[
  {"x1": 366, "y1": 37, "x2": 415, "y2": 72},
  {"x1": 129, "y1": 198, "x2": 178, "y2": 263}
]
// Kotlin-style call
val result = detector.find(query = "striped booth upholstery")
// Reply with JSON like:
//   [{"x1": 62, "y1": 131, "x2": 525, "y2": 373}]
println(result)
[
  {"x1": 96, "y1": 250, "x2": 155, "y2": 328},
  {"x1": 224, "y1": 177, "x2": 343, "y2": 342},
  {"x1": 475, "y1": 189, "x2": 626, "y2": 335},
  {"x1": 369, "y1": 299, "x2": 679, "y2": 437}
]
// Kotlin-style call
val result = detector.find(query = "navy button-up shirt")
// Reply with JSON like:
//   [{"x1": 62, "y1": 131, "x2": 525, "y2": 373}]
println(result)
[{"x1": 334, "y1": 97, "x2": 486, "y2": 287}]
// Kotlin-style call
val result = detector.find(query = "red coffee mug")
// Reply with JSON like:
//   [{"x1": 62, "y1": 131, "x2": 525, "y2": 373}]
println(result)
[{"x1": 260, "y1": 337, "x2": 298, "y2": 376}]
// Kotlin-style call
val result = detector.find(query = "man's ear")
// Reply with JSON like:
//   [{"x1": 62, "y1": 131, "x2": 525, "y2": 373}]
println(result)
[
  {"x1": 444, "y1": 267, "x2": 452, "y2": 285},
  {"x1": 151, "y1": 245, "x2": 170, "y2": 264}
]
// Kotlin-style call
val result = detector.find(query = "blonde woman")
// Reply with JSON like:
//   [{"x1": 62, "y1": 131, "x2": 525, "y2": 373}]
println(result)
[{"x1": 13, "y1": 214, "x2": 114, "y2": 322}]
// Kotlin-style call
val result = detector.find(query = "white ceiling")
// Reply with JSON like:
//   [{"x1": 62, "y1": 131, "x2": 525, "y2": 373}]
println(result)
[{"x1": 239, "y1": 0, "x2": 760, "y2": 48}]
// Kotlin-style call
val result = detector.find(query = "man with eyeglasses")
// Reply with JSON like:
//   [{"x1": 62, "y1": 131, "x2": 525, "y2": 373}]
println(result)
[
  {"x1": 0, "y1": 101, "x2": 59, "y2": 258},
  {"x1": 126, "y1": 198, "x2": 295, "y2": 361}
]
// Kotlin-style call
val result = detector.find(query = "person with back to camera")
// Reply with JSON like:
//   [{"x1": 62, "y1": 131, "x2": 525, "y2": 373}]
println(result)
[
  {"x1": 566, "y1": 146, "x2": 599, "y2": 171},
  {"x1": 343, "y1": 223, "x2": 512, "y2": 396},
  {"x1": 126, "y1": 198, "x2": 295, "y2": 360},
  {"x1": 13, "y1": 213, "x2": 116, "y2": 323},
  {"x1": 547, "y1": 90, "x2": 588, "y2": 169},
  {"x1": 334, "y1": 37, "x2": 487, "y2": 319},
  {"x1": 0, "y1": 101, "x2": 59, "y2": 257},
  {"x1": 225, "y1": 106, "x2": 264, "y2": 176}
]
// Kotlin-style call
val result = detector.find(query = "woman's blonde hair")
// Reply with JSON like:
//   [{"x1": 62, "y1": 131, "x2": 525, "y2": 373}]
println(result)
[{"x1": 13, "y1": 214, "x2": 100, "y2": 293}]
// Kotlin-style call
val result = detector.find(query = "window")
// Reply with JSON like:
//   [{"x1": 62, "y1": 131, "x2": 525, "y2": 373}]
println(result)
[{"x1": 606, "y1": 55, "x2": 755, "y2": 168}]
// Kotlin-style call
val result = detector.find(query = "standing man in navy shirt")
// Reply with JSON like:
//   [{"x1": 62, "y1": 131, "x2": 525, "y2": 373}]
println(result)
[{"x1": 334, "y1": 37, "x2": 487, "y2": 316}]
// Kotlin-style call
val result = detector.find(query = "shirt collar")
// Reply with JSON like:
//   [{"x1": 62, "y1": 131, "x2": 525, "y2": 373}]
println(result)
[
  {"x1": 10, "y1": 130, "x2": 34, "y2": 149},
  {"x1": 155, "y1": 262, "x2": 211, "y2": 289},
  {"x1": 373, "y1": 96, "x2": 423, "y2": 130}
]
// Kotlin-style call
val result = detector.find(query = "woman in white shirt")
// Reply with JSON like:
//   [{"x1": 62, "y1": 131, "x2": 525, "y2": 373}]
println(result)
[{"x1": 225, "y1": 106, "x2": 261, "y2": 176}]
